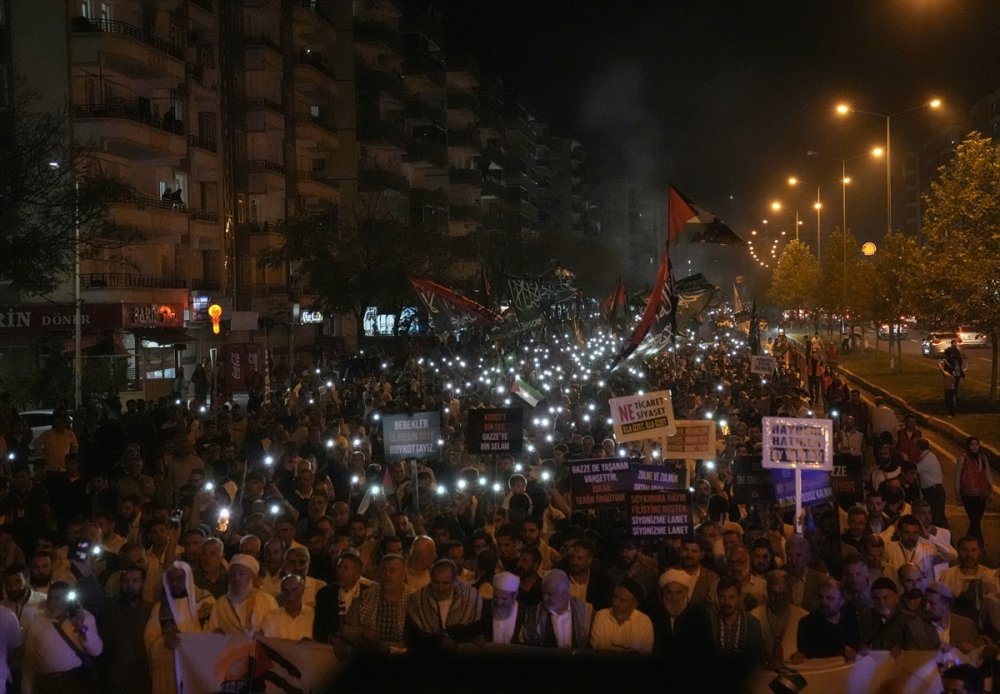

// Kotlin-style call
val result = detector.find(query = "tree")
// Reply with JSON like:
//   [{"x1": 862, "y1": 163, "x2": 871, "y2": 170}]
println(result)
[
  {"x1": 868, "y1": 231, "x2": 926, "y2": 371},
  {"x1": 817, "y1": 227, "x2": 863, "y2": 329},
  {"x1": 921, "y1": 131, "x2": 1000, "y2": 402},
  {"x1": 261, "y1": 190, "x2": 451, "y2": 341},
  {"x1": 768, "y1": 239, "x2": 820, "y2": 321},
  {"x1": 0, "y1": 82, "x2": 131, "y2": 294}
]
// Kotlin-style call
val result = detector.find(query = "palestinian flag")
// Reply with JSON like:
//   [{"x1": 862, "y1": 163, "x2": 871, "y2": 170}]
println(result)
[
  {"x1": 609, "y1": 253, "x2": 674, "y2": 370},
  {"x1": 511, "y1": 377, "x2": 544, "y2": 408},
  {"x1": 748, "y1": 299, "x2": 761, "y2": 355},
  {"x1": 668, "y1": 186, "x2": 744, "y2": 245}
]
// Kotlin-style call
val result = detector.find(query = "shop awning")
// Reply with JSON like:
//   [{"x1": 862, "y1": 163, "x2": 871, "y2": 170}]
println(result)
[{"x1": 130, "y1": 327, "x2": 195, "y2": 346}]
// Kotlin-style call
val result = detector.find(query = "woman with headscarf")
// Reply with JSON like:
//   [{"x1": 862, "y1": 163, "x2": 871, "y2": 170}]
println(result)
[{"x1": 955, "y1": 437, "x2": 993, "y2": 542}]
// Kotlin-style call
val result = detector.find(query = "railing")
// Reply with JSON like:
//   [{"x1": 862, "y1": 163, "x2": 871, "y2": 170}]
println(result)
[
  {"x1": 358, "y1": 168, "x2": 409, "y2": 193},
  {"x1": 406, "y1": 138, "x2": 448, "y2": 168},
  {"x1": 402, "y1": 50, "x2": 446, "y2": 87},
  {"x1": 448, "y1": 127, "x2": 481, "y2": 150},
  {"x1": 297, "y1": 170, "x2": 339, "y2": 188},
  {"x1": 295, "y1": 113, "x2": 338, "y2": 133},
  {"x1": 73, "y1": 104, "x2": 186, "y2": 136},
  {"x1": 356, "y1": 68, "x2": 406, "y2": 101},
  {"x1": 244, "y1": 34, "x2": 281, "y2": 52},
  {"x1": 246, "y1": 97, "x2": 284, "y2": 113},
  {"x1": 191, "y1": 278, "x2": 220, "y2": 291},
  {"x1": 247, "y1": 159, "x2": 286, "y2": 175},
  {"x1": 353, "y1": 20, "x2": 403, "y2": 54},
  {"x1": 187, "y1": 135, "x2": 217, "y2": 152},
  {"x1": 120, "y1": 191, "x2": 187, "y2": 212},
  {"x1": 238, "y1": 221, "x2": 283, "y2": 235},
  {"x1": 189, "y1": 208, "x2": 219, "y2": 222},
  {"x1": 81, "y1": 273, "x2": 188, "y2": 289},
  {"x1": 406, "y1": 99, "x2": 446, "y2": 125},
  {"x1": 357, "y1": 118, "x2": 408, "y2": 148},
  {"x1": 296, "y1": 51, "x2": 337, "y2": 81},
  {"x1": 250, "y1": 284, "x2": 290, "y2": 297},
  {"x1": 71, "y1": 17, "x2": 183, "y2": 59},
  {"x1": 449, "y1": 168, "x2": 484, "y2": 186}
]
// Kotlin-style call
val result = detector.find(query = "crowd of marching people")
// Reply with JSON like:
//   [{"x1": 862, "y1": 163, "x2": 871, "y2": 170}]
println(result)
[{"x1": 0, "y1": 319, "x2": 993, "y2": 693}]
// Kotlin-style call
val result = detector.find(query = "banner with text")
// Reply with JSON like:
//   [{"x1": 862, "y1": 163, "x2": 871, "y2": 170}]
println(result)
[
  {"x1": 175, "y1": 633, "x2": 340, "y2": 693},
  {"x1": 831, "y1": 453, "x2": 865, "y2": 508},
  {"x1": 761, "y1": 417, "x2": 834, "y2": 470},
  {"x1": 466, "y1": 408, "x2": 523, "y2": 454},
  {"x1": 383, "y1": 411, "x2": 442, "y2": 461},
  {"x1": 570, "y1": 458, "x2": 632, "y2": 508},
  {"x1": 772, "y1": 469, "x2": 834, "y2": 508},
  {"x1": 750, "y1": 355, "x2": 777, "y2": 376},
  {"x1": 631, "y1": 463, "x2": 686, "y2": 491},
  {"x1": 663, "y1": 420, "x2": 717, "y2": 461},
  {"x1": 629, "y1": 489, "x2": 693, "y2": 538},
  {"x1": 732, "y1": 455, "x2": 777, "y2": 504},
  {"x1": 610, "y1": 390, "x2": 676, "y2": 442}
]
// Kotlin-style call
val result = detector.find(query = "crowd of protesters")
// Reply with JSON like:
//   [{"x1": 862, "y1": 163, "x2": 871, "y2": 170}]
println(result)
[{"x1": 0, "y1": 319, "x2": 993, "y2": 693}]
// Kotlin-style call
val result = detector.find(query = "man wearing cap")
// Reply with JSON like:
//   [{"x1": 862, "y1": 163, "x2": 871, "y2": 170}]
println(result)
[
  {"x1": 651, "y1": 568, "x2": 712, "y2": 659},
  {"x1": 902, "y1": 581, "x2": 980, "y2": 652},
  {"x1": 206, "y1": 554, "x2": 278, "y2": 635},
  {"x1": 860, "y1": 576, "x2": 908, "y2": 651},
  {"x1": 589, "y1": 578, "x2": 654, "y2": 654},
  {"x1": 483, "y1": 572, "x2": 524, "y2": 645}
]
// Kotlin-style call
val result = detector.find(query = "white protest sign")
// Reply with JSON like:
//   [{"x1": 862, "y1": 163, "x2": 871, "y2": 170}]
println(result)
[
  {"x1": 761, "y1": 416, "x2": 834, "y2": 471},
  {"x1": 750, "y1": 355, "x2": 777, "y2": 376},
  {"x1": 609, "y1": 390, "x2": 676, "y2": 442},
  {"x1": 662, "y1": 420, "x2": 717, "y2": 461}
]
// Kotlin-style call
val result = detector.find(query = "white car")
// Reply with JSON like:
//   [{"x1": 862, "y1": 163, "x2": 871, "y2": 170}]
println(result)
[{"x1": 957, "y1": 326, "x2": 987, "y2": 347}]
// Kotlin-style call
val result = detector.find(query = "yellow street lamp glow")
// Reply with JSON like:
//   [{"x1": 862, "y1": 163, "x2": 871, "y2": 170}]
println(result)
[
  {"x1": 770, "y1": 201, "x2": 782, "y2": 211},
  {"x1": 788, "y1": 177, "x2": 798, "y2": 186},
  {"x1": 835, "y1": 103, "x2": 851, "y2": 115},
  {"x1": 929, "y1": 98, "x2": 942, "y2": 109},
  {"x1": 842, "y1": 176, "x2": 851, "y2": 184},
  {"x1": 751, "y1": 229, "x2": 758, "y2": 236},
  {"x1": 208, "y1": 304, "x2": 223, "y2": 334},
  {"x1": 871, "y1": 146, "x2": 884, "y2": 157},
  {"x1": 814, "y1": 202, "x2": 822, "y2": 210}
]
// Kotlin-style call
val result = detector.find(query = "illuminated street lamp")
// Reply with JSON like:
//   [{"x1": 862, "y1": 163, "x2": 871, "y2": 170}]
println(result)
[{"x1": 835, "y1": 98, "x2": 943, "y2": 234}]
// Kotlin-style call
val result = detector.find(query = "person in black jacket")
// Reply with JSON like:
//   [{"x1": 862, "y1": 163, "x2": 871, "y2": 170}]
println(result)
[{"x1": 794, "y1": 578, "x2": 862, "y2": 660}]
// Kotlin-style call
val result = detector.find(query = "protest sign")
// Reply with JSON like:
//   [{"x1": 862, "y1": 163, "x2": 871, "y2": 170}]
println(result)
[
  {"x1": 662, "y1": 420, "x2": 717, "y2": 460},
  {"x1": 382, "y1": 411, "x2": 441, "y2": 461},
  {"x1": 831, "y1": 453, "x2": 865, "y2": 508},
  {"x1": 732, "y1": 455, "x2": 776, "y2": 504},
  {"x1": 750, "y1": 355, "x2": 777, "y2": 376},
  {"x1": 629, "y1": 489, "x2": 692, "y2": 538},
  {"x1": 466, "y1": 408, "x2": 523, "y2": 454},
  {"x1": 772, "y1": 469, "x2": 834, "y2": 508},
  {"x1": 761, "y1": 417, "x2": 834, "y2": 470},
  {"x1": 632, "y1": 463, "x2": 685, "y2": 491},
  {"x1": 569, "y1": 458, "x2": 632, "y2": 508},
  {"x1": 609, "y1": 390, "x2": 676, "y2": 442}
]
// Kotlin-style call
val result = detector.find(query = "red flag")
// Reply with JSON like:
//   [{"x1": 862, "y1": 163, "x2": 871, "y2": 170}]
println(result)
[
  {"x1": 609, "y1": 253, "x2": 670, "y2": 370},
  {"x1": 668, "y1": 185, "x2": 744, "y2": 245}
]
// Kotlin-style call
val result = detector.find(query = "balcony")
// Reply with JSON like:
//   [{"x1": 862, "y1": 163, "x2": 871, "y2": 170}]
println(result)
[
  {"x1": 402, "y1": 49, "x2": 446, "y2": 89},
  {"x1": 296, "y1": 51, "x2": 338, "y2": 86},
  {"x1": 353, "y1": 20, "x2": 403, "y2": 55},
  {"x1": 410, "y1": 188, "x2": 447, "y2": 209},
  {"x1": 191, "y1": 278, "x2": 221, "y2": 291},
  {"x1": 294, "y1": 0, "x2": 337, "y2": 43},
  {"x1": 357, "y1": 117, "x2": 408, "y2": 150},
  {"x1": 358, "y1": 167, "x2": 409, "y2": 193},
  {"x1": 295, "y1": 113, "x2": 339, "y2": 148},
  {"x1": 356, "y1": 68, "x2": 407, "y2": 103},
  {"x1": 406, "y1": 99, "x2": 445, "y2": 126},
  {"x1": 450, "y1": 204, "x2": 481, "y2": 222},
  {"x1": 447, "y1": 91, "x2": 479, "y2": 114},
  {"x1": 449, "y1": 168, "x2": 483, "y2": 188},
  {"x1": 188, "y1": 135, "x2": 218, "y2": 153},
  {"x1": 448, "y1": 127, "x2": 481, "y2": 152},
  {"x1": 297, "y1": 170, "x2": 340, "y2": 199},
  {"x1": 244, "y1": 34, "x2": 281, "y2": 54},
  {"x1": 481, "y1": 176, "x2": 505, "y2": 199},
  {"x1": 405, "y1": 138, "x2": 447, "y2": 168},
  {"x1": 189, "y1": 208, "x2": 220, "y2": 223},
  {"x1": 247, "y1": 97, "x2": 283, "y2": 113},
  {"x1": 74, "y1": 103, "x2": 186, "y2": 160},
  {"x1": 247, "y1": 159, "x2": 286, "y2": 194},
  {"x1": 71, "y1": 17, "x2": 183, "y2": 82},
  {"x1": 81, "y1": 273, "x2": 188, "y2": 290}
]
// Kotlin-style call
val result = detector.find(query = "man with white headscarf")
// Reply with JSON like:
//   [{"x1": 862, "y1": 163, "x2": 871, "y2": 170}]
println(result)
[
  {"x1": 143, "y1": 561, "x2": 215, "y2": 694},
  {"x1": 485, "y1": 572, "x2": 524, "y2": 644},
  {"x1": 206, "y1": 554, "x2": 277, "y2": 635},
  {"x1": 651, "y1": 568, "x2": 713, "y2": 660}
]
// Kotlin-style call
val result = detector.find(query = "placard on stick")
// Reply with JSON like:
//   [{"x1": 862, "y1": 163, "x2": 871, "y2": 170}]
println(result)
[
  {"x1": 382, "y1": 412, "x2": 442, "y2": 461},
  {"x1": 466, "y1": 408, "x2": 523, "y2": 454},
  {"x1": 609, "y1": 390, "x2": 676, "y2": 442},
  {"x1": 662, "y1": 420, "x2": 717, "y2": 460},
  {"x1": 629, "y1": 489, "x2": 693, "y2": 538},
  {"x1": 750, "y1": 355, "x2": 777, "y2": 376},
  {"x1": 569, "y1": 458, "x2": 632, "y2": 508}
]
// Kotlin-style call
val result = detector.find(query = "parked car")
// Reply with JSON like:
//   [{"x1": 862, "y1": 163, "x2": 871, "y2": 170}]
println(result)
[
  {"x1": 922, "y1": 332, "x2": 958, "y2": 358},
  {"x1": 878, "y1": 323, "x2": 909, "y2": 339},
  {"x1": 957, "y1": 326, "x2": 987, "y2": 347}
]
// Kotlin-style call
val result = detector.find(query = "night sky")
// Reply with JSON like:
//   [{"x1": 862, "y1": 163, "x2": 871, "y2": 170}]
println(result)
[{"x1": 429, "y1": 0, "x2": 1000, "y2": 263}]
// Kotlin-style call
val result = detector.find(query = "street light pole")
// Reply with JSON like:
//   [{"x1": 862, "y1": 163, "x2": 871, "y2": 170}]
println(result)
[
  {"x1": 74, "y1": 177, "x2": 81, "y2": 409},
  {"x1": 885, "y1": 115, "x2": 891, "y2": 235},
  {"x1": 814, "y1": 186, "x2": 822, "y2": 262}
]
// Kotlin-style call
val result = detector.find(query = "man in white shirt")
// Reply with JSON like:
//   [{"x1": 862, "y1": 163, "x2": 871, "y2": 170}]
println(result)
[
  {"x1": 0, "y1": 604, "x2": 20, "y2": 694},
  {"x1": 520, "y1": 569, "x2": 590, "y2": 649},
  {"x1": 589, "y1": 577, "x2": 653, "y2": 654},
  {"x1": 911, "y1": 500, "x2": 956, "y2": 564},
  {"x1": 206, "y1": 554, "x2": 278, "y2": 635},
  {"x1": 487, "y1": 571, "x2": 523, "y2": 644},
  {"x1": 22, "y1": 581, "x2": 102, "y2": 693},
  {"x1": 281, "y1": 547, "x2": 326, "y2": 608},
  {"x1": 261, "y1": 574, "x2": 314, "y2": 640},
  {"x1": 884, "y1": 515, "x2": 949, "y2": 584},
  {"x1": 940, "y1": 536, "x2": 998, "y2": 608},
  {"x1": 914, "y1": 439, "x2": 947, "y2": 528}
]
